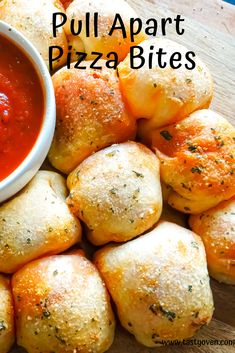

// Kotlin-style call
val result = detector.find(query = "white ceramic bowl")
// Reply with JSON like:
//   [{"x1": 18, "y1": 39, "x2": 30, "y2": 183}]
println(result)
[{"x1": 0, "y1": 21, "x2": 55, "y2": 203}]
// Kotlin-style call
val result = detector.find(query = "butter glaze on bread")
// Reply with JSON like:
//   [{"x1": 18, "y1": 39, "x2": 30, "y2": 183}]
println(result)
[
  {"x1": 152, "y1": 109, "x2": 235, "y2": 214},
  {"x1": 67, "y1": 142, "x2": 162, "y2": 245},
  {"x1": 0, "y1": 171, "x2": 81, "y2": 273},
  {"x1": 118, "y1": 38, "x2": 213, "y2": 142},
  {"x1": 48, "y1": 63, "x2": 136, "y2": 174},
  {"x1": 0, "y1": 275, "x2": 14, "y2": 353},
  {"x1": 94, "y1": 221, "x2": 214, "y2": 346},
  {"x1": 65, "y1": 0, "x2": 146, "y2": 61},
  {"x1": 0, "y1": 0, "x2": 68, "y2": 70},
  {"x1": 189, "y1": 197, "x2": 235, "y2": 284},
  {"x1": 12, "y1": 252, "x2": 115, "y2": 353}
]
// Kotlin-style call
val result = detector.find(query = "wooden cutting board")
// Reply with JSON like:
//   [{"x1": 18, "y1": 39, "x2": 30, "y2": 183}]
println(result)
[{"x1": 11, "y1": 0, "x2": 235, "y2": 352}]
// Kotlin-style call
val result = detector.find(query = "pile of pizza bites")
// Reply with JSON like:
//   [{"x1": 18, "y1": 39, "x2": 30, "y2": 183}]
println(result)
[{"x1": 0, "y1": 1, "x2": 235, "y2": 353}]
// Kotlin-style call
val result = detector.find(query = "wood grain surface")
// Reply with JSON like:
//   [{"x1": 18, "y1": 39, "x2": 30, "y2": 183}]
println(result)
[
  {"x1": 11, "y1": 0, "x2": 235, "y2": 352},
  {"x1": 159, "y1": 0, "x2": 235, "y2": 36}
]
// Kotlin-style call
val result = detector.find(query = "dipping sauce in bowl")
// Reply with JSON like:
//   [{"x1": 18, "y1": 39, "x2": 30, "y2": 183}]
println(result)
[
  {"x1": 0, "y1": 20, "x2": 55, "y2": 203},
  {"x1": 0, "y1": 34, "x2": 44, "y2": 181}
]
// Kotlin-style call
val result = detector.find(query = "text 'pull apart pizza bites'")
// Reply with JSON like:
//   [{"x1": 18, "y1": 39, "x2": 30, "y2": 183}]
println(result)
[
  {"x1": 189, "y1": 196, "x2": 235, "y2": 285},
  {"x1": 0, "y1": 0, "x2": 68, "y2": 70},
  {"x1": 152, "y1": 109, "x2": 235, "y2": 214},
  {"x1": 65, "y1": 0, "x2": 146, "y2": 62},
  {"x1": 48, "y1": 62, "x2": 136, "y2": 174},
  {"x1": 94, "y1": 221, "x2": 214, "y2": 347},
  {"x1": 118, "y1": 38, "x2": 213, "y2": 143},
  {"x1": 0, "y1": 275, "x2": 14, "y2": 353},
  {"x1": 0, "y1": 171, "x2": 81, "y2": 273},
  {"x1": 67, "y1": 142, "x2": 162, "y2": 245},
  {"x1": 12, "y1": 251, "x2": 115, "y2": 353}
]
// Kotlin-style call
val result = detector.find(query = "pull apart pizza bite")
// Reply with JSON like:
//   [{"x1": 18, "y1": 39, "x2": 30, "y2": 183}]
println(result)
[
  {"x1": 48, "y1": 63, "x2": 136, "y2": 174},
  {"x1": 0, "y1": 275, "x2": 14, "y2": 353},
  {"x1": 12, "y1": 251, "x2": 115, "y2": 353},
  {"x1": 118, "y1": 38, "x2": 213, "y2": 143},
  {"x1": 0, "y1": 0, "x2": 67, "y2": 70},
  {"x1": 189, "y1": 196, "x2": 235, "y2": 285},
  {"x1": 152, "y1": 109, "x2": 235, "y2": 214},
  {"x1": 0, "y1": 171, "x2": 81, "y2": 273},
  {"x1": 65, "y1": 0, "x2": 146, "y2": 62},
  {"x1": 67, "y1": 142, "x2": 162, "y2": 245},
  {"x1": 94, "y1": 221, "x2": 214, "y2": 346}
]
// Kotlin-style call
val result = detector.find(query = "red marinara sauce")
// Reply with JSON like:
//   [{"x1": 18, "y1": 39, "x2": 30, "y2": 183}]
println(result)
[{"x1": 0, "y1": 34, "x2": 44, "y2": 182}]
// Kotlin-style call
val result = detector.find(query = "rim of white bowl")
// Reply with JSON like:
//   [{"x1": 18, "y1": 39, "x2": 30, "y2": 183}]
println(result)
[{"x1": 0, "y1": 20, "x2": 56, "y2": 202}]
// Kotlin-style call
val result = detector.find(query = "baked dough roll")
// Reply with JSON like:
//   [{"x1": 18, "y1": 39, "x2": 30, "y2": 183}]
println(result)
[
  {"x1": 12, "y1": 251, "x2": 115, "y2": 353},
  {"x1": 48, "y1": 63, "x2": 136, "y2": 174},
  {"x1": 94, "y1": 221, "x2": 214, "y2": 346},
  {"x1": 65, "y1": 0, "x2": 146, "y2": 61},
  {"x1": 0, "y1": 171, "x2": 81, "y2": 273},
  {"x1": 0, "y1": 275, "x2": 15, "y2": 353},
  {"x1": 152, "y1": 109, "x2": 235, "y2": 214},
  {"x1": 118, "y1": 38, "x2": 213, "y2": 142},
  {"x1": 67, "y1": 142, "x2": 162, "y2": 245},
  {"x1": 0, "y1": 0, "x2": 67, "y2": 70},
  {"x1": 189, "y1": 197, "x2": 235, "y2": 285}
]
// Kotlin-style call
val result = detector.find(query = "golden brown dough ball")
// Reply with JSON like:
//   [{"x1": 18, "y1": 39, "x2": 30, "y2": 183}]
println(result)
[
  {"x1": 152, "y1": 109, "x2": 235, "y2": 214},
  {"x1": 67, "y1": 142, "x2": 162, "y2": 245},
  {"x1": 94, "y1": 221, "x2": 214, "y2": 346},
  {"x1": 0, "y1": 275, "x2": 14, "y2": 353},
  {"x1": 118, "y1": 38, "x2": 213, "y2": 142},
  {"x1": 65, "y1": 0, "x2": 146, "y2": 61},
  {"x1": 189, "y1": 196, "x2": 235, "y2": 285},
  {"x1": 48, "y1": 63, "x2": 136, "y2": 174},
  {"x1": 12, "y1": 251, "x2": 115, "y2": 353},
  {"x1": 0, "y1": 171, "x2": 81, "y2": 273},
  {"x1": 0, "y1": 0, "x2": 67, "y2": 70}
]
